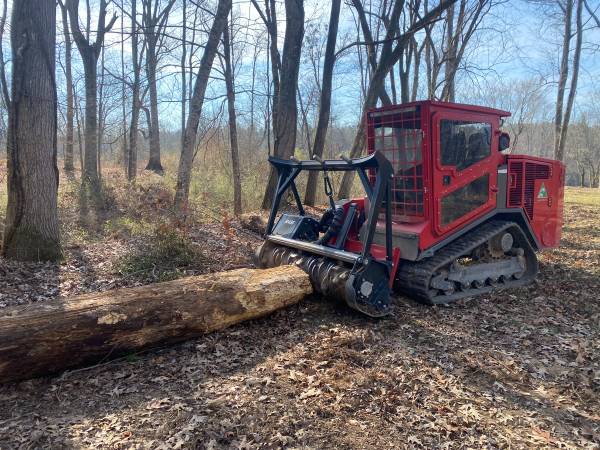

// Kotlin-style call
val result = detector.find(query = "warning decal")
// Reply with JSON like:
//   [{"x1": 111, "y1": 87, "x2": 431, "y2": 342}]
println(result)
[{"x1": 538, "y1": 183, "x2": 548, "y2": 199}]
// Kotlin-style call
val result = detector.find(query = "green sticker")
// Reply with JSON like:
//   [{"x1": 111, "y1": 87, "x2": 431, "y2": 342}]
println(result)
[{"x1": 538, "y1": 183, "x2": 548, "y2": 199}]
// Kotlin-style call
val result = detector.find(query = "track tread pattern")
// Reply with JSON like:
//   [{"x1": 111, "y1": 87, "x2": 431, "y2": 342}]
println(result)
[{"x1": 395, "y1": 220, "x2": 538, "y2": 304}]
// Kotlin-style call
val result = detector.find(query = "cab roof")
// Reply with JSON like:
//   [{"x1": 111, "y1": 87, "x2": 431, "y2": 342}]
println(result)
[{"x1": 368, "y1": 100, "x2": 511, "y2": 118}]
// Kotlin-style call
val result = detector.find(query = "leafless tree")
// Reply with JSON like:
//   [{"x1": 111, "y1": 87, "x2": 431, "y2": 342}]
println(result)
[
  {"x1": 222, "y1": 12, "x2": 243, "y2": 215},
  {"x1": 180, "y1": 0, "x2": 187, "y2": 150},
  {"x1": 0, "y1": 0, "x2": 6, "y2": 104},
  {"x1": 3, "y1": 0, "x2": 60, "y2": 260},
  {"x1": 554, "y1": 0, "x2": 584, "y2": 162},
  {"x1": 473, "y1": 77, "x2": 549, "y2": 149},
  {"x1": 260, "y1": 0, "x2": 305, "y2": 209},
  {"x1": 349, "y1": 0, "x2": 393, "y2": 105},
  {"x1": 98, "y1": 45, "x2": 106, "y2": 179},
  {"x1": 252, "y1": 0, "x2": 282, "y2": 148},
  {"x1": 142, "y1": 0, "x2": 176, "y2": 174},
  {"x1": 304, "y1": 0, "x2": 342, "y2": 206},
  {"x1": 338, "y1": 0, "x2": 457, "y2": 199},
  {"x1": 120, "y1": 0, "x2": 129, "y2": 172},
  {"x1": 66, "y1": 0, "x2": 117, "y2": 193},
  {"x1": 174, "y1": 0, "x2": 232, "y2": 215},
  {"x1": 127, "y1": 0, "x2": 143, "y2": 181},
  {"x1": 422, "y1": 0, "x2": 495, "y2": 101},
  {"x1": 57, "y1": 0, "x2": 75, "y2": 172},
  {"x1": 570, "y1": 109, "x2": 600, "y2": 187}
]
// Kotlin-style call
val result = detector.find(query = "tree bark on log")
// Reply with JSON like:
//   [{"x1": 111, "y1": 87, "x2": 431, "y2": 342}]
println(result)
[{"x1": 0, "y1": 266, "x2": 312, "y2": 384}]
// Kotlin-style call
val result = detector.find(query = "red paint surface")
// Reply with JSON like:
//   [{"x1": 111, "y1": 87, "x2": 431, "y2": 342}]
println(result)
[{"x1": 332, "y1": 100, "x2": 564, "y2": 264}]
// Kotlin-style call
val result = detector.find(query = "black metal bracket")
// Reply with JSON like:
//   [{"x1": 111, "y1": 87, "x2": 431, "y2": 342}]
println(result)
[{"x1": 265, "y1": 151, "x2": 395, "y2": 265}]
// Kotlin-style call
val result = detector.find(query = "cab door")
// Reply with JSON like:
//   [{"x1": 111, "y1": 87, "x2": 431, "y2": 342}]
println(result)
[{"x1": 431, "y1": 111, "x2": 500, "y2": 236}]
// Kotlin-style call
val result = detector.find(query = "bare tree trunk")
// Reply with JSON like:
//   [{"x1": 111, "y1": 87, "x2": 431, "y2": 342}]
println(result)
[
  {"x1": 260, "y1": 0, "x2": 305, "y2": 210},
  {"x1": 297, "y1": 87, "x2": 312, "y2": 153},
  {"x1": 350, "y1": 0, "x2": 393, "y2": 105},
  {"x1": 249, "y1": 40, "x2": 259, "y2": 150},
  {"x1": 411, "y1": 38, "x2": 422, "y2": 101},
  {"x1": 2, "y1": 0, "x2": 60, "y2": 261},
  {"x1": 251, "y1": 0, "x2": 282, "y2": 158},
  {"x1": 143, "y1": 0, "x2": 176, "y2": 174},
  {"x1": 399, "y1": 42, "x2": 412, "y2": 103},
  {"x1": 305, "y1": 0, "x2": 341, "y2": 206},
  {"x1": 82, "y1": 53, "x2": 100, "y2": 185},
  {"x1": 337, "y1": 98, "x2": 375, "y2": 199},
  {"x1": 97, "y1": 46, "x2": 106, "y2": 180},
  {"x1": 442, "y1": 2, "x2": 456, "y2": 102},
  {"x1": 174, "y1": 0, "x2": 232, "y2": 215},
  {"x1": 423, "y1": 0, "x2": 436, "y2": 99},
  {"x1": 120, "y1": 0, "x2": 128, "y2": 173},
  {"x1": 223, "y1": 16, "x2": 243, "y2": 215},
  {"x1": 556, "y1": 0, "x2": 583, "y2": 162},
  {"x1": 554, "y1": 0, "x2": 573, "y2": 161},
  {"x1": 66, "y1": 0, "x2": 117, "y2": 195},
  {"x1": 0, "y1": 0, "x2": 10, "y2": 109},
  {"x1": 74, "y1": 90, "x2": 84, "y2": 171},
  {"x1": 58, "y1": 1, "x2": 75, "y2": 172},
  {"x1": 145, "y1": 43, "x2": 163, "y2": 173},
  {"x1": 181, "y1": 0, "x2": 186, "y2": 151},
  {"x1": 188, "y1": 7, "x2": 198, "y2": 129},
  {"x1": 252, "y1": 0, "x2": 282, "y2": 134},
  {"x1": 128, "y1": 0, "x2": 140, "y2": 181},
  {"x1": 390, "y1": 67, "x2": 398, "y2": 104}
]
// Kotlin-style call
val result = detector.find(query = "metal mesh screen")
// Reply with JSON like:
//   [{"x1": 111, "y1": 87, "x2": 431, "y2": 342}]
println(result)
[
  {"x1": 508, "y1": 160, "x2": 551, "y2": 220},
  {"x1": 368, "y1": 107, "x2": 424, "y2": 220}
]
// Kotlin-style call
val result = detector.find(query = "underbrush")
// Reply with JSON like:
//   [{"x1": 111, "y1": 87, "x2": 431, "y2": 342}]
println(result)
[{"x1": 115, "y1": 226, "x2": 209, "y2": 282}]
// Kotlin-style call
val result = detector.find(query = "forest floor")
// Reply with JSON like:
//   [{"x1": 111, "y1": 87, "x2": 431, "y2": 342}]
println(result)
[{"x1": 0, "y1": 168, "x2": 599, "y2": 449}]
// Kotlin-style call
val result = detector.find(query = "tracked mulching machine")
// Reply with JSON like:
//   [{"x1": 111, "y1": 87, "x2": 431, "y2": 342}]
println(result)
[{"x1": 256, "y1": 101, "x2": 565, "y2": 317}]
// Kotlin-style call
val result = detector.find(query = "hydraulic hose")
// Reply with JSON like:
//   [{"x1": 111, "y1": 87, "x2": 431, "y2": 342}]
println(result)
[{"x1": 316, "y1": 205, "x2": 345, "y2": 245}]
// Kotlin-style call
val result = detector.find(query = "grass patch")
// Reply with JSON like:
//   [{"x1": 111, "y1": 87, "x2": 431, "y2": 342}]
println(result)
[
  {"x1": 104, "y1": 217, "x2": 154, "y2": 238},
  {"x1": 564, "y1": 187, "x2": 600, "y2": 206},
  {"x1": 116, "y1": 227, "x2": 208, "y2": 282}
]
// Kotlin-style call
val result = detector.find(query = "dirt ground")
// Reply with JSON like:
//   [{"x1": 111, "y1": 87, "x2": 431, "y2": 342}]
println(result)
[{"x1": 0, "y1": 181, "x2": 599, "y2": 449}]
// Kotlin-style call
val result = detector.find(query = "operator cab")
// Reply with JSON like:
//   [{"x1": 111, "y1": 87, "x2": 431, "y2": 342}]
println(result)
[{"x1": 366, "y1": 100, "x2": 511, "y2": 258}]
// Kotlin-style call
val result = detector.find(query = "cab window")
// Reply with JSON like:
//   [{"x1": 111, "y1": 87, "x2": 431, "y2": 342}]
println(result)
[
  {"x1": 440, "y1": 120, "x2": 491, "y2": 170},
  {"x1": 441, "y1": 174, "x2": 489, "y2": 226}
]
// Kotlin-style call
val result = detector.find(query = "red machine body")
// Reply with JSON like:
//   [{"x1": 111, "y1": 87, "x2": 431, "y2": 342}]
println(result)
[
  {"x1": 257, "y1": 100, "x2": 565, "y2": 316},
  {"x1": 338, "y1": 101, "x2": 564, "y2": 275}
]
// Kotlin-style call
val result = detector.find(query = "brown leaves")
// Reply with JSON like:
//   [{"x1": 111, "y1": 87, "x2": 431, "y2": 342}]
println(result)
[{"x1": 1, "y1": 186, "x2": 600, "y2": 448}]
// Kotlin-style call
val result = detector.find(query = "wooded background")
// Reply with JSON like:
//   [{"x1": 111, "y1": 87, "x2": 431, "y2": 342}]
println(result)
[{"x1": 0, "y1": 0, "x2": 598, "y2": 261}]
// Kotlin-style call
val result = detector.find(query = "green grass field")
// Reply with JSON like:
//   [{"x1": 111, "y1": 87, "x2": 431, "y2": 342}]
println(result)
[{"x1": 564, "y1": 186, "x2": 600, "y2": 206}]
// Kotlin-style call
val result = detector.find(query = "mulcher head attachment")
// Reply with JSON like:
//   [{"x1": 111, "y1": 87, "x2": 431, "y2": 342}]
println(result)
[
  {"x1": 257, "y1": 151, "x2": 396, "y2": 318},
  {"x1": 255, "y1": 242, "x2": 392, "y2": 317}
]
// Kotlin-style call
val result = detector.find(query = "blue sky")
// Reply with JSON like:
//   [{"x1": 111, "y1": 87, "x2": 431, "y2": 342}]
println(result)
[{"x1": 39, "y1": 0, "x2": 600, "y2": 132}]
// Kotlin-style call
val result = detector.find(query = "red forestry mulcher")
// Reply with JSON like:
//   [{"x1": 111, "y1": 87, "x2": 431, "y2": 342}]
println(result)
[{"x1": 256, "y1": 101, "x2": 565, "y2": 317}]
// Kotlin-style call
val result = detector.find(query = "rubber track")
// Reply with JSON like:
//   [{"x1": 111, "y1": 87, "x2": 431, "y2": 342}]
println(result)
[{"x1": 395, "y1": 220, "x2": 538, "y2": 304}]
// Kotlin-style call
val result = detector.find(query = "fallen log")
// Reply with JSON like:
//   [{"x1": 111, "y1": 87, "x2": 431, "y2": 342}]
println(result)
[{"x1": 0, "y1": 265, "x2": 312, "y2": 384}]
